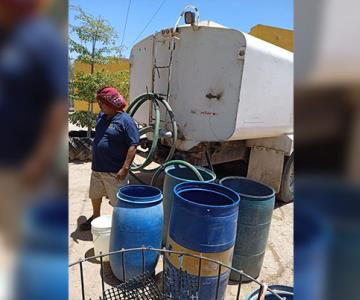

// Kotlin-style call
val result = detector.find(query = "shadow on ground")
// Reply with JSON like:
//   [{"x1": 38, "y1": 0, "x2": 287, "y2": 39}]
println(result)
[
  {"x1": 84, "y1": 247, "x2": 101, "y2": 264},
  {"x1": 275, "y1": 200, "x2": 293, "y2": 209},
  {"x1": 70, "y1": 216, "x2": 93, "y2": 243},
  {"x1": 70, "y1": 160, "x2": 90, "y2": 165},
  {"x1": 101, "y1": 270, "x2": 165, "y2": 292},
  {"x1": 102, "y1": 263, "x2": 121, "y2": 287},
  {"x1": 228, "y1": 277, "x2": 256, "y2": 286}
]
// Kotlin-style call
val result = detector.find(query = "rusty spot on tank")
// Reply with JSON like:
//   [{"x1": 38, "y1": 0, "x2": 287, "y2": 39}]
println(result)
[{"x1": 206, "y1": 92, "x2": 223, "y2": 100}]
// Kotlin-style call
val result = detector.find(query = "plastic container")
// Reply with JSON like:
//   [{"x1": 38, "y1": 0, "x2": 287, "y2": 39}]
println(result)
[
  {"x1": 246, "y1": 285, "x2": 293, "y2": 300},
  {"x1": 91, "y1": 215, "x2": 112, "y2": 262},
  {"x1": 15, "y1": 197, "x2": 68, "y2": 300},
  {"x1": 110, "y1": 185, "x2": 163, "y2": 281},
  {"x1": 165, "y1": 182, "x2": 240, "y2": 300},
  {"x1": 220, "y1": 176, "x2": 275, "y2": 281},
  {"x1": 295, "y1": 177, "x2": 360, "y2": 299},
  {"x1": 162, "y1": 165, "x2": 216, "y2": 243}
]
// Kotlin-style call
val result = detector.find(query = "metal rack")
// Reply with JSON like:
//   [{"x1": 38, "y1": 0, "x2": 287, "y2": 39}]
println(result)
[{"x1": 69, "y1": 247, "x2": 285, "y2": 300}]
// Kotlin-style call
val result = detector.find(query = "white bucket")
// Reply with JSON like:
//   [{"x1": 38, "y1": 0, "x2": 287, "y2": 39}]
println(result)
[{"x1": 91, "y1": 215, "x2": 112, "y2": 262}]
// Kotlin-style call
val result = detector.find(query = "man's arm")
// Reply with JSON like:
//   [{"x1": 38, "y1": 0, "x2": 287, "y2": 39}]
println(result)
[
  {"x1": 116, "y1": 145, "x2": 137, "y2": 181},
  {"x1": 22, "y1": 100, "x2": 67, "y2": 187}
]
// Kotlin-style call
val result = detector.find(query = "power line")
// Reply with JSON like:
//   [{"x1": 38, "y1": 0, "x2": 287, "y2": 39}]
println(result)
[
  {"x1": 120, "y1": 0, "x2": 132, "y2": 47},
  {"x1": 130, "y1": 0, "x2": 167, "y2": 47}
]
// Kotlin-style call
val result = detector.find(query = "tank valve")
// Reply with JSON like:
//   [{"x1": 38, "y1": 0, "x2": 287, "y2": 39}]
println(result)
[{"x1": 159, "y1": 129, "x2": 173, "y2": 138}]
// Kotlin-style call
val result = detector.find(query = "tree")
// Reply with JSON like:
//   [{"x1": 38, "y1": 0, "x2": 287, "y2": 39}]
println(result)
[
  {"x1": 69, "y1": 6, "x2": 127, "y2": 136},
  {"x1": 69, "y1": 70, "x2": 129, "y2": 129}
]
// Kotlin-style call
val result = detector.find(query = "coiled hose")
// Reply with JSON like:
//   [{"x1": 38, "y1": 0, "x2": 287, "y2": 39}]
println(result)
[{"x1": 126, "y1": 93, "x2": 178, "y2": 173}]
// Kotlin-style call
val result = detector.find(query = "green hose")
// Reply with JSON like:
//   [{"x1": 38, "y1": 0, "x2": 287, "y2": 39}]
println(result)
[
  {"x1": 126, "y1": 93, "x2": 178, "y2": 173},
  {"x1": 151, "y1": 160, "x2": 204, "y2": 186},
  {"x1": 156, "y1": 97, "x2": 178, "y2": 164},
  {"x1": 130, "y1": 98, "x2": 160, "y2": 172}
]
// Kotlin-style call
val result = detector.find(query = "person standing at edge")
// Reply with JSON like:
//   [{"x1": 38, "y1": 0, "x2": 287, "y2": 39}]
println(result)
[{"x1": 80, "y1": 87, "x2": 139, "y2": 231}]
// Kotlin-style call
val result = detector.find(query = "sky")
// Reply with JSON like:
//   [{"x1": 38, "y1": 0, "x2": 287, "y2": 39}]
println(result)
[{"x1": 69, "y1": 0, "x2": 293, "y2": 58}]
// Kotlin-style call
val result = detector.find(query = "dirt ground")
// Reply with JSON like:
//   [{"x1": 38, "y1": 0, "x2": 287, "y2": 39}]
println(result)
[{"x1": 69, "y1": 159, "x2": 293, "y2": 299}]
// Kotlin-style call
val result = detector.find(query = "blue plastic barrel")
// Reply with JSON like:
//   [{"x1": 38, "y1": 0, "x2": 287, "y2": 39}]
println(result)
[
  {"x1": 295, "y1": 213, "x2": 327, "y2": 300},
  {"x1": 295, "y1": 177, "x2": 360, "y2": 300},
  {"x1": 15, "y1": 197, "x2": 68, "y2": 300},
  {"x1": 109, "y1": 185, "x2": 163, "y2": 281},
  {"x1": 165, "y1": 182, "x2": 240, "y2": 300},
  {"x1": 220, "y1": 176, "x2": 275, "y2": 281},
  {"x1": 247, "y1": 285, "x2": 293, "y2": 300},
  {"x1": 163, "y1": 165, "x2": 216, "y2": 243}
]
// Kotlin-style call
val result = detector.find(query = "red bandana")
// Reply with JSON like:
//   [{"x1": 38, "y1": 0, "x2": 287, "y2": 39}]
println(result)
[{"x1": 96, "y1": 86, "x2": 127, "y2": 112}]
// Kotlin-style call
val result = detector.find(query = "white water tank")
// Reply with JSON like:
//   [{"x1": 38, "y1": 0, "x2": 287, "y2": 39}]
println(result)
[{"x1": 129, "y1": 22, "x2": 293, "y2": 151}]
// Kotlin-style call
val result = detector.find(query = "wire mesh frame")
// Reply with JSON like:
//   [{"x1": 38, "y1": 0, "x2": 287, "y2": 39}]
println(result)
[{"x1": 69, "y1": 246, "x2": 286, "y2": 300}]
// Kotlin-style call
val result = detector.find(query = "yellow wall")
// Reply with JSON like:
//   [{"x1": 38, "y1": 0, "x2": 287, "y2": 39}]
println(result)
[
  {"x1": 73, "y1": 57, "x2": 130, "y2": 73},
  {"x1": 249, "y1": 24, "x2": 293, "y2": 52},
  {"x1": 74, "y1": 100, "x2": 101, "y2": 113},
  {"x1": 73, "y1": 58, "x2": 129, "y2": 113},
  {"x1": 73, "y1": 99, "x2": 129, "y2": 114}
]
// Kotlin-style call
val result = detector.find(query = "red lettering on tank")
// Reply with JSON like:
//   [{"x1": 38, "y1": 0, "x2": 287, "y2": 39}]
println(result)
[{"x1": 200, "y1": 111, "x2": 217, "y2": 116}]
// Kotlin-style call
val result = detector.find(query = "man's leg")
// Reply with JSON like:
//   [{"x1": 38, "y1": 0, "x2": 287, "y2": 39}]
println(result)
[
  {"x1": 80, "y1": 172, "x2": 106, "y2": 231},
  {"x1": 91, "y1": 198, "x2": 102, "y2": 218},
  {"x1": 80, "y1": 197, "x2": 102, "y2": 231}
]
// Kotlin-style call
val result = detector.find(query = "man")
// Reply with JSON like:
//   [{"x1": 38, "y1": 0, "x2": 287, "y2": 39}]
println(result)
[
  {"x1": 0, "y1": 0, "x2": 67, "y2": 237},
  {"x1": 0, "y1": 1, "x2": 68, "y2": 299},
  {"x1": 80, "y1": 86, "x2": 139, "y2": 230}
]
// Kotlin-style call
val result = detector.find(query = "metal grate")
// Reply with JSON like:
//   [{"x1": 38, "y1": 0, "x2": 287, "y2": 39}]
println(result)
[
  {"x1": 103, "y1": 272, "x2": 169, "y2": 300},
  {"x1": 70, "y1": 247, "x2": 286, "y2": 300},
  {"x1": 163, "y1": 265, "x2": 199, "y2": 299}
]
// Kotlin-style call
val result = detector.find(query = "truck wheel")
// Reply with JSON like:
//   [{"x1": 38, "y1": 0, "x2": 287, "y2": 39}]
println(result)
[
  {"x1": 278, "y1": 152, "x2": 294, "y2": 203},
  {"x1": 68, "y1": 136, "x2": 93, "y2": 162}
]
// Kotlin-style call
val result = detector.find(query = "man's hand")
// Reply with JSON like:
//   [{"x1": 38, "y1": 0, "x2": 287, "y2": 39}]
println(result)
[
  {"x1": 21, "y1": 155, "x2": 47, "y2": 188},
  {"x1": 116, "y1": 145, "x2": 137, "y2": 181},
  {"x1": 116, "y1": 167, "x2": 129, "y2": 181},
  {"x1": 21, "y1": 101, "x2": 67, "y2": 188}
]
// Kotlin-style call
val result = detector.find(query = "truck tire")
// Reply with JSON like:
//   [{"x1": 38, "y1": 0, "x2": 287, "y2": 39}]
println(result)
[
  {"x1": 68, "y1": 137, "x2": 93, "y2": 161},
  {"x1": 69, "y1": 138, "x2": 78, "y2": 161},
  {"x1": 278, "y1": 152, "x2": 294, "y2": 203}
]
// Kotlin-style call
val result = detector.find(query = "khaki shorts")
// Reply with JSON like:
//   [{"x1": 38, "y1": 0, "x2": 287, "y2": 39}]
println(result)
[{"x1": 89, "y1": 171, "x2": 129, "y2": 206}]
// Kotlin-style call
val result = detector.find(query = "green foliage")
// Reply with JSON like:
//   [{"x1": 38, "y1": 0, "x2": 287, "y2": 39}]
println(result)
[
  {"x1": 69, "y1": 111, "x2": 97, "y2": 129},
  {"x1": 70, "y1": 70, "x2": 129, "y2": 105},
  {"x1": 69, "y1": 70, "x2": 129, "y2": 129},
  {"x1": 69, "y1": 6, "x2": 124, "y2": 64},
  {"x1": 69, "y1": 6, "x2": 128, "y2": 135}
]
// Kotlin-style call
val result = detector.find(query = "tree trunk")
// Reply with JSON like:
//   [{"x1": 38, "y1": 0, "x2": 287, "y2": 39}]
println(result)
[{"x1": 87, "y1": 38, "x2": 96, "y2": 138}]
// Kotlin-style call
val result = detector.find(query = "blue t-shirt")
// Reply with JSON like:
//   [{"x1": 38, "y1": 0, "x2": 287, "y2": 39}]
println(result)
[
  {"x1": 92, "y1": 112, "x2": 140, "y2": 173},
  {"x1": 0, "y1": 17, "x2": 67, "y2": 166}
]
